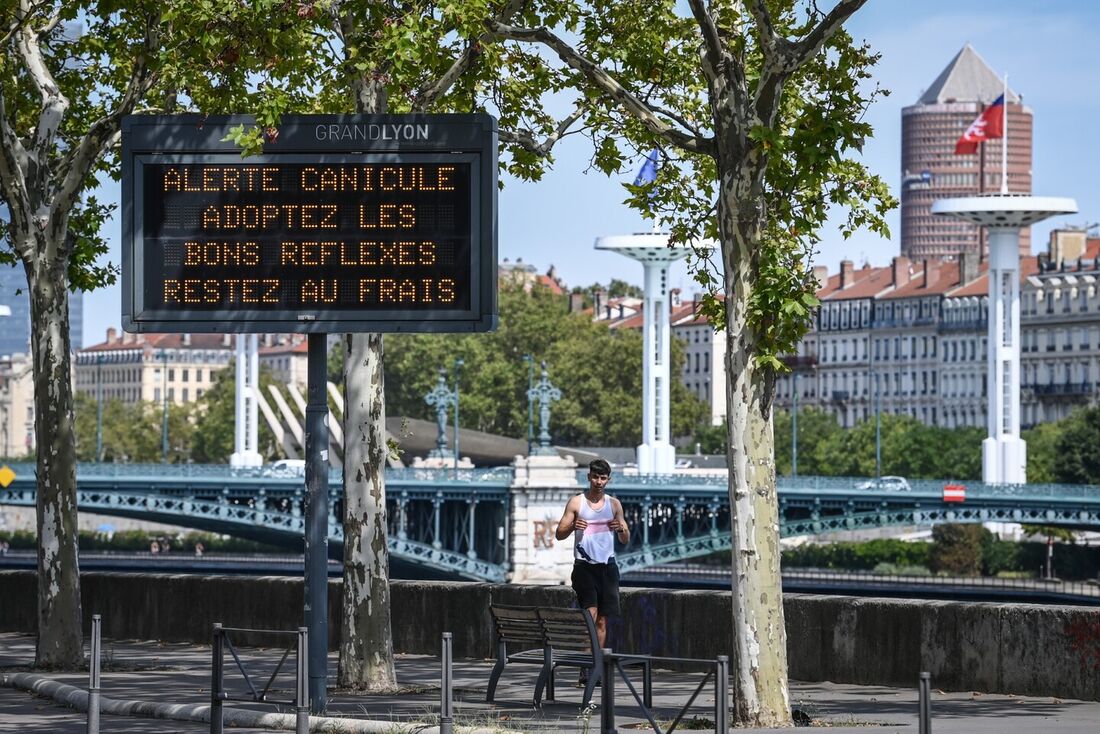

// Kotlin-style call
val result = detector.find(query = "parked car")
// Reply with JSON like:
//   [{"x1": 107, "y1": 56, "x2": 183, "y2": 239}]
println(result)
[
  {"x1": 264, "y1": 459, "x2": 306, "y2": 478},
  {"x1": 857, "y1": 475, "x2": 911, "y2": 492}
]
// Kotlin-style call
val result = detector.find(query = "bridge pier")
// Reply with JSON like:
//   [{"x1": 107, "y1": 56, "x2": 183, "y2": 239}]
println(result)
[{"x1": 507, "y1": 455, "x2": 579, "y2": 585}]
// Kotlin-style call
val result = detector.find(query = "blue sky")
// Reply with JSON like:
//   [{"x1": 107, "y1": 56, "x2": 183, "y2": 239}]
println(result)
[{"x1": 78, "y1": 1, "x2": 1099, "y2": 345}]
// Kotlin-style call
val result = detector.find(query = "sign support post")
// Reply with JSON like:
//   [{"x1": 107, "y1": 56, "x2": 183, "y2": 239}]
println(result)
[{"x1": 304, "y1": 332, "x2": 330, "y2": 713}]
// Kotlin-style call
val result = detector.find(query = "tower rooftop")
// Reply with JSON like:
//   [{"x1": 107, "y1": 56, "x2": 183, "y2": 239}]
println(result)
[{"x1": 918, "y1": 44, "x2": 1019, "y2": 105}]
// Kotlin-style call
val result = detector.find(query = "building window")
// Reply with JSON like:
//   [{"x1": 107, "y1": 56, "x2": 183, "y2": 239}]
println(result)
[
  {"x1": 182, "y1": 388, "x2": 189, "y2": 402},
  {"x1": 182, "y1": 369, "x2": 189, "y2": 382}
]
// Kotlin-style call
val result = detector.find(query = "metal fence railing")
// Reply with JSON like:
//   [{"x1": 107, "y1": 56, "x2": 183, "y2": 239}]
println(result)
[
  {"x1": 599, "y1": 650, "x2": 728, "y2": 734},
  {"x1": 210, "y1": 623, "x2": 308, "y2": 734},
  {"x1": 628, "y1": 563, "x2": 1100, "y2": 600}
]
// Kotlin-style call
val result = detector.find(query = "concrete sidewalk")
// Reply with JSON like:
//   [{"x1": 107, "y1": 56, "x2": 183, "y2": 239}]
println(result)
[{"x1": 2, "y1": 632, "x2": 1098, "y2": 732}]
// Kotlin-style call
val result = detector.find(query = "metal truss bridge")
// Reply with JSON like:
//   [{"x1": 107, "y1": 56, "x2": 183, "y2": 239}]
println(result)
[{"x1": 3, "y1": 463, "x2": 1099, "y2": 582}]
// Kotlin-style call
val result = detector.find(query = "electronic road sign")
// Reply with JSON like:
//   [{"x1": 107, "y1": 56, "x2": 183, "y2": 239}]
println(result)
[{"x1": 121, "y1": 114, "x2": 497, "y2": 333}]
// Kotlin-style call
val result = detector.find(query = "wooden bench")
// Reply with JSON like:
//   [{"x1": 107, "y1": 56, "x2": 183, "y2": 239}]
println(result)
[{"x1": 487, "y1": 604, "x2": 652, "y2": 707}]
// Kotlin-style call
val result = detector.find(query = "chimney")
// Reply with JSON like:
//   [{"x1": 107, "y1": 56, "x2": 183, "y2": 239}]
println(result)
[
  {"x1": 959, "y1": 252, "x2": 978, "y2": 285},
  {"x1": 222, "y1": 333, "x2": 232, "y2": 347},
  {"x1": 121, "y1": 331, "x2": 133, "y2": 345},
  {"x1": 922, "y1": 259, "x2": 940, "y2": 288},
  {"x1": 1049, "y1": 228, "x2": 1087, "y2": 268},
  {"x1": 692, "y1": 292, "x2": 703, "y2": 315},
  {"x1": 812, "y1": 266, "x2": 829, "y2": 291},
  {"x1": 182, "y1": 333, "x2": 191, "y2": 346},
  {"x1": 840, "y1": 260, "x2": 855, "y2": 289},
  {"x1": 106, "y1": 327, "x2": 117, "y2": 344},
  {"x1": 891, "y1": 256, "x2": 911, "y2": 288},
  {"x1": 670, "y1": 288, "x2": 682, "y2": 309},
  {"x1": 594, "y1": 289, "x2": 608, "y2": 319}
]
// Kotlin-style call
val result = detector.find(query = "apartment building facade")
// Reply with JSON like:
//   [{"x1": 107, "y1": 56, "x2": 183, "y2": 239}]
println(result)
[
  {"x1": 775, "y1": 232, "x2": 1100, "y2": 431},
  {"x1": 74, "y1": 330, "x2": 235, "y2": 406},
  {"x1": 0, "y1": 354, "x2": 34, "y2": 457}
]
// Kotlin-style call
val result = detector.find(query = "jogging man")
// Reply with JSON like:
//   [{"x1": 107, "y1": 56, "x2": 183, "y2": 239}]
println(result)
[{"x1": 555, "y1": 458, "x2": 630, "y2": 651}]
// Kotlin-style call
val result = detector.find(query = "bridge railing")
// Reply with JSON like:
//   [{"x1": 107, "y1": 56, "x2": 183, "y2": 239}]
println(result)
[
  {"x1": 3, "y1": 462, "x2": 515, "y2": 484},
  {"x1": 8, "y1": 461, "x2": 1100, "y2": 503}
]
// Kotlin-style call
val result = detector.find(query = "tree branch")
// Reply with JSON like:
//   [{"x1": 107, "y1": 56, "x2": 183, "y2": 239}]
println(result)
[
  {"x1": 498, "y1": 106, "x2": 584, "y2": 157},
  {"x1": 1, "y1": 0, "x2": 50, "y2": 46},
  {"x1": 13, "y1": 0, "x2": 68, "y2": 262},
  {"x1": 686, "y1": 0, "x2": 725, "y2": 80},
  {"x1": 415, "y1": 0, "x2": 527, "y2": 111},
  {"x1": 787, "y1": 0, "x2": 868, "y2": 70},
  {"x1": 37, "y1": 7, "x2": 61, "y2": 37},
  {"x1": 748, "y1": 0, "x2": 868, "y2": 126},
  {"x1": 488, "y1": 21, "x2": 715, "y2": 156},
  {"x1": 52, "y1": 10, "x2": 161, "y2": 242},
  {"x1": 413, "y1": 41, "x2": 478, "y2": 113},
  {"x1": 0, "y1": 89, "x2": 33, "y2": 262},
  {"x1": 745, "y1": 0, "x2": 782, "y2": 61}
]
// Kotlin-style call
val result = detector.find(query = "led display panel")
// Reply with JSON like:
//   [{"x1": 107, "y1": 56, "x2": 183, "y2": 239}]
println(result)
[{"x1": 122, "y1": 115, "x2": 497, "y2": 333}]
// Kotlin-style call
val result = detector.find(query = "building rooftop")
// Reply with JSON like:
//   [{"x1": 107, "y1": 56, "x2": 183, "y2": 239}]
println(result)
[
  {"x1": 821, "y1": 264, "x2": 899, "y2": 301},
  {"x1": 879, "y1": 261, "x2": 961, "y2": 300},
  {"x1": 81, "y1": 330, "x2": 236, "y2": 353}
]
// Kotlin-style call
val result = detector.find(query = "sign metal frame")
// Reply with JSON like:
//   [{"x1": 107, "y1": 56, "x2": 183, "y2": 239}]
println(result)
[{"x1": 121, "y1": 114, "x2": 498, "y2": 334}]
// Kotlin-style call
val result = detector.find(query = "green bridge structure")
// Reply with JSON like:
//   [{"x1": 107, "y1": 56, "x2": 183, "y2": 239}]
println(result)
[{"x1": 2, "y1": 462, "x2": 1099, "y2": 583}]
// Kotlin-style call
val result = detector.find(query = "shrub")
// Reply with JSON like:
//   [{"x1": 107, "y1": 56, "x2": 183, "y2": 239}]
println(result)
[
  {"x1": 928, "y1": 524, "x2": 984, "y2": 576},
  {"x1": 872, "y1": 562, "x2": 931, "y2": 576},
  {"x1": 782, "y1": 539, "x2": 928, "y2": 571}
]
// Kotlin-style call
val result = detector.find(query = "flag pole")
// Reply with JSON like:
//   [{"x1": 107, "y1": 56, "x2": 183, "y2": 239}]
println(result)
[{"x1": 1001, "y1": 74, "x2": 1009, "y2": 194}]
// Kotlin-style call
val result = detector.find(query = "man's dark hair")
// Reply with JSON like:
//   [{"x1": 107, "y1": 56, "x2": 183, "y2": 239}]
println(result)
[{"x1": 589, "y1": 458, "x2": 611, "y2": 476}]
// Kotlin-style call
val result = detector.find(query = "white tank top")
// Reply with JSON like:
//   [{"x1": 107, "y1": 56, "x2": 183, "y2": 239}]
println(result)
[{"x1": 574, "y1": 494, "x2": 616, "y2": 564}]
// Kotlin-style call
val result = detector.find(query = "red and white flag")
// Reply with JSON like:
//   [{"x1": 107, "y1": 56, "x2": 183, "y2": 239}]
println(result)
[
  {"x1": 943, "y1": 484, "x2": 967, "y2": 503},
  {"x1": 954, "y1": 95, "x2": 1005, "y2": 155}
]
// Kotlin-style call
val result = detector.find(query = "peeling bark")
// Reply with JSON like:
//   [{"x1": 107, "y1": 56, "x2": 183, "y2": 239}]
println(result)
[
  {"x1": 336, "y1": 56, "x2": 396, "y2": 690},
  {"x1": 1, "y1": 2, "x2": 161, "y2": 672},
  {"x1": 27, "y1": 253, "x2": 83, "y2": 670},
  {"x1": 721, "y1": 172, "x2": 790, "y2": 727},
  {"x1": 338, "y1": 333, "x2": 396, "y2": 690}
]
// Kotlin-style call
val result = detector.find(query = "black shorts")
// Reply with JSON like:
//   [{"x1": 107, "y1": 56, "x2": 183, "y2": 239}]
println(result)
[{"x1": 571, "y1": 559, "x2": 620, "y2": 617}]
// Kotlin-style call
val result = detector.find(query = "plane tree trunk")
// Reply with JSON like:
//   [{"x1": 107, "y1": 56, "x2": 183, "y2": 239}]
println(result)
[
  {"x1": 27, "y1": 246, "x2": 83, "y2": 669},
  {"x1": 336, "y1": 47, "x2": 396, "y2": 689}
]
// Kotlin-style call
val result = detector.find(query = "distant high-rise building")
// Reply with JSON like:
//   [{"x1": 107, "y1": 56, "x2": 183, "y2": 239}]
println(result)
[
  {"x1": 0, "y1": 263, "x2": 31, "y2": 357},
  {"x1": 0, "y1": 262, "x2": 83, "y2": 356},
  {"x1": 901, "y1": 45, "x2": 1033, "y2": 260}
]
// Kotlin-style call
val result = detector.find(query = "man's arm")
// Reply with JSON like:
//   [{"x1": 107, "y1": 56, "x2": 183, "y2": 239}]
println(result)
[
  {"x1": 609, "y1": 498, "x2": 630, "y2": 544},
  {"x1": 555, "y1": 496, "x2": 582, "y2": 541}
]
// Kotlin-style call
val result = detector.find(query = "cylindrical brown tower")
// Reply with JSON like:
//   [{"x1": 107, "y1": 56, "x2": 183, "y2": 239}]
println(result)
[{"x1": 901, "y1": 45, "x2": 1033, "y2": 260}]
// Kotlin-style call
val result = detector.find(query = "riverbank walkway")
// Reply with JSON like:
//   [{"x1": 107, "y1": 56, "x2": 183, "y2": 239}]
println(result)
[{"x1": 2, "y1": 632, "x2": 1098, "y2": 732}]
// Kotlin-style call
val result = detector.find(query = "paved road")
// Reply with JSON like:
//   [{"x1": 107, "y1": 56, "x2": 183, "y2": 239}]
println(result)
[{"x1": 2, "y1": 633, "x2": 1099, "y2": 732}]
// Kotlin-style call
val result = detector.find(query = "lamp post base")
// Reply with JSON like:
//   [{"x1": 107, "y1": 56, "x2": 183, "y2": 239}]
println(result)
[
  {"x1": 636, "y1": 443, "x2": 675, "y2": 475},
  {"x1": 981, "y1": 436, "x2": 1027, "y2": 485}
]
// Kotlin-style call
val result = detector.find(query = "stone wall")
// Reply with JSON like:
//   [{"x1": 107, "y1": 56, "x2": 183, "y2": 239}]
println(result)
[{"x1": 1, "y1": 572, "x2": 1097, "y2": 701}]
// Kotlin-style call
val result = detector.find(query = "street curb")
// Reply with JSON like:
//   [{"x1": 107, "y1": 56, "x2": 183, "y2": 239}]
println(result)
[{"x1": 1, "y1": 671, "x2": 497, "y2": 733}]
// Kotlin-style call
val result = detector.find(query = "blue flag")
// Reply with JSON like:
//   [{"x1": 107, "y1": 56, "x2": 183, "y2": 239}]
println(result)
[{"x1": 633, "y1": 149, "x2": 659, "y2": 186}]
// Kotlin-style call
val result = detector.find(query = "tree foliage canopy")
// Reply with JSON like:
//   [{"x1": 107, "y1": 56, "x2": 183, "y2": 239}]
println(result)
[{"x1": 331, "y1": 282, "x2": 707, "y2": 446}]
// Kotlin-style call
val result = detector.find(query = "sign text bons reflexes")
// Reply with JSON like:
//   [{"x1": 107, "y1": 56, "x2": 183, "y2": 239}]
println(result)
[{"x1": 143, "y1": 162, "x2": 472, "y2": 310}]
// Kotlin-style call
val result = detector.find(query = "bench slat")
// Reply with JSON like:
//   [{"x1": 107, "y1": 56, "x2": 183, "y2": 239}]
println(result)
[{"x1": 491, "y1": 604, "x2": 544, "y2": 645}]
